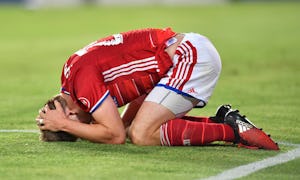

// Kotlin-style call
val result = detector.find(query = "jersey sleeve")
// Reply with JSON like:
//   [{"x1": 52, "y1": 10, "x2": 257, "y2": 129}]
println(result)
[
  {"x1": 150, "y1": 27, "x2": 177, "y2": 47},
  {"x1": 73, "y1": 66, "x2": 109, "y2": 113},
  {"x1": 119, "y1": 27, "x2": 176, "y2": 50}
]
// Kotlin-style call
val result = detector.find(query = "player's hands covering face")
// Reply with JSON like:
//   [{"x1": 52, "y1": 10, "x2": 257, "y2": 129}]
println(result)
[{"x1": 37, "y1": 100, "x2": 68, "y2": 132}]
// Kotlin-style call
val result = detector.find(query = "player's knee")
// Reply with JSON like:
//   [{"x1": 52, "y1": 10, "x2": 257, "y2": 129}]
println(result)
[{"x1": 128, "y1": 125, "x2": 152, "y2": 146}]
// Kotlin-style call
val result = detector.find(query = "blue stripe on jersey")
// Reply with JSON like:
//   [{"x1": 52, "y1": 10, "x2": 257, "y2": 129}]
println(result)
[
  {"x1": 90, "y1": 90, "x2": 110, "y2": 114},
  {"x1": 61, "y1": 87, "x2": 70, "y2": 95}
]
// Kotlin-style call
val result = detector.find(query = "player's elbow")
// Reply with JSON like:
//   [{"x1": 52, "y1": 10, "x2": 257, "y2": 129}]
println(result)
[
  {"x1": 92, "y1": 134, "x2": 126, "y2": 144},
  {"x1": 110, "y1": 133, "x2": 126, "y2": 144},
  {"x1": 107, "y1": 129, "x2": 126, "y2": 144},
  {"x1": 90, "y1": 129, "x2": 126, "y2": 144}
]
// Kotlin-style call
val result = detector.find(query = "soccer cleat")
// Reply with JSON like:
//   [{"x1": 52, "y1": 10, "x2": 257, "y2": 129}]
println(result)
[
  {"x1": 224, "y1": 110, "x2": 279, "y2": 150},
  {"x1": 210, "y1": 104, "x2": 232, "y2": 123}
]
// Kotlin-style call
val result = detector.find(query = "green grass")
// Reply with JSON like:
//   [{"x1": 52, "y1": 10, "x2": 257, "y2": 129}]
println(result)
[{"x1": 0, "y1": 2, "x2": 300, "y2": 180}]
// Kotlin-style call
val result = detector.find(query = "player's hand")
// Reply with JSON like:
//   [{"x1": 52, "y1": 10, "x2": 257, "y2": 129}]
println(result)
[{"x1": 37, "y1": 100, "x2": 68, "y2": 132}]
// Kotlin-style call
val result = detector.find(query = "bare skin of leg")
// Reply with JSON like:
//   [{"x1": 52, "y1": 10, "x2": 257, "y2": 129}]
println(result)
[{"x1": 128, "y1": 101, "x2": 175, "y2": 145}]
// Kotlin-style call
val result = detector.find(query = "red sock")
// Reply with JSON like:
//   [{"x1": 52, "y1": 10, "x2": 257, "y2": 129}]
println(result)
[
  {"x1": 160, "y1": 119, "x2": 235, "y2": 146},
  {"x1": 182, "y1": 116, "x2": 215, "y2": 123}
]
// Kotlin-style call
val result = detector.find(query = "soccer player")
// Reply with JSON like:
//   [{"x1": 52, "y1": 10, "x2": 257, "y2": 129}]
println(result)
[{"x1": 37, "y1": 28, "x2": 278, "y2": 150}]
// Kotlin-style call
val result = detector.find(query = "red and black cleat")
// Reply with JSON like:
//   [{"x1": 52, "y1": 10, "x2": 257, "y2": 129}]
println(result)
[
  {"x1": 210, "y1": 104, "x2": 233, "y2": 123},
  {"x1": 224, "y1": 110, "x2": 279, "y2": 150}
]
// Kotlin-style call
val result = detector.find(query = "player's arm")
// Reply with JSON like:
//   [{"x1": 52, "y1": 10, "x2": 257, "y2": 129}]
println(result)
[
  {"x1": 64, "y1": 95, "x2": 126, "y2": 144},
  {"x1": 68, "y1": 96, "x2": 126, "y2": 144},
  {"x1": 39, "y1": 95, "x2": 126, "y2": 144}
]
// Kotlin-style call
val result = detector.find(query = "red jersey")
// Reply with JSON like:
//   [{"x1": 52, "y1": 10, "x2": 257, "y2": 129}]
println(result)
[{"x1": 61, "y1": 28, "x2": 176, "y2": 113}]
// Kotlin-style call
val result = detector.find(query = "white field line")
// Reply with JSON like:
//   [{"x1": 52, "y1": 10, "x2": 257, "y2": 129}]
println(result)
[
  {"x1": 0, "y1": 129, "x2": 39, "y2": 133},
  {"x1": 201, "y1": 142, "x2": 300, "y2": 180}
]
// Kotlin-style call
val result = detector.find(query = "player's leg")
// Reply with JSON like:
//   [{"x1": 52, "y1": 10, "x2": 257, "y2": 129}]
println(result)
[
  {"x1": 129, "y1": 33, "x2": 226, "y2": 146},
  {"x1": 128, "y1": 85, "x2": 194, "y2": 145},
  {"x1": 128, "y1": 87, "x2": 236, "y2": 146},
  {"x1": 121, "y1": 95, "x2": 146, "y2": 128},
  {"x1": 160, "y1": 119, "x2": 235, "y2": 146},
  {"x1": 161, "y1": 105, "x2": 236, "y2": 146},
  {"x1": 128, "y1": 100, "x2": 175, "y2": 145}
]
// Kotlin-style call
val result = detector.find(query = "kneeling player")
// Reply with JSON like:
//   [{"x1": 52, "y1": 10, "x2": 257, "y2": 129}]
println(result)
[{"x1": 36, "y1": 28, "x2": 279, "y2": 150}]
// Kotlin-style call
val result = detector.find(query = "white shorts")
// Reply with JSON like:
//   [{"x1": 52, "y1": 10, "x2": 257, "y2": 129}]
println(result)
[{"x1": 145, "y1": 33, "x2": 221, "y2": 116}]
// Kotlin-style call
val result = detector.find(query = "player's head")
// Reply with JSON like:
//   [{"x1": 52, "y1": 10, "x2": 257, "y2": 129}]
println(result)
[
  {"x1": 39, "y1": 95, "x2": 78, "y2": 142},
  {"x1": 60, "y1": 93, "x2": 93, "y2": 124}
]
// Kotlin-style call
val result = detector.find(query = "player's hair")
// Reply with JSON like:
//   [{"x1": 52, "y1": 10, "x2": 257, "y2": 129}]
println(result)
[{"x1": 40, "y1": 95, "x2": 78, "y2": 142}]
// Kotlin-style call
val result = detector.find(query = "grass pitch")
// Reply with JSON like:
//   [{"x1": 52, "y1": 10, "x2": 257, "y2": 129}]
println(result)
[{"x1": 0, "y1": 2, "x2": 300, "y2": 180}]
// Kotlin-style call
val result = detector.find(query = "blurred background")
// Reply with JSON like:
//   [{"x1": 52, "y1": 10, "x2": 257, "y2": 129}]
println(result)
[{"x1": 0, "y1": 0, "x2": 299, "y2": 9}]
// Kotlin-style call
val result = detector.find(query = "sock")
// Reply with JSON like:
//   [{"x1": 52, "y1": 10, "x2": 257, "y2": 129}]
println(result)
[
  {"x1": 160, "y1": 119, "x2": 235, "y2": 146},
  {"x1": 182, "y1": 116, "x2": 215, "y2": 123}
]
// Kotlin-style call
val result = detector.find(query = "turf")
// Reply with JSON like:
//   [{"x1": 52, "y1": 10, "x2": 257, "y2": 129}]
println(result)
[{"x1": 0, "y1": 2, "x2": 299, "y2": 180}]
